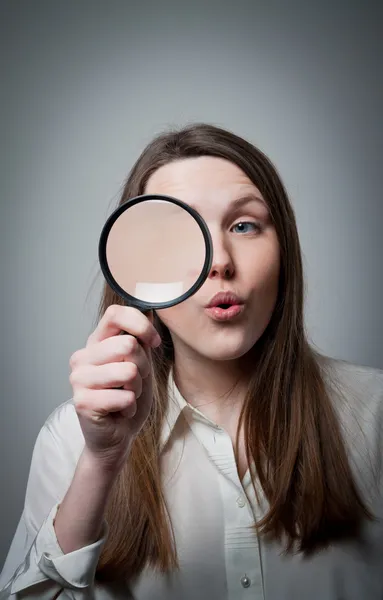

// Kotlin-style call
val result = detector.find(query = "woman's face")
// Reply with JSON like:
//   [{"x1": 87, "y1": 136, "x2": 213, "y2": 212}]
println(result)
[{"x1": 145, "y1": 156, "x2": 280, "y2": 362}]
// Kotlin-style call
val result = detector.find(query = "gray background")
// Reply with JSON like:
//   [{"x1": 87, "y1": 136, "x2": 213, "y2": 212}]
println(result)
[{"x1": 0, "y1": 0, "x2": 382, "y2": 567}]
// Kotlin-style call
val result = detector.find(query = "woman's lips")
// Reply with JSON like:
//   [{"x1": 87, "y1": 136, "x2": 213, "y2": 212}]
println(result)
[{"x1": 204, "y1": 304, "x2": 245, "y2": 322}]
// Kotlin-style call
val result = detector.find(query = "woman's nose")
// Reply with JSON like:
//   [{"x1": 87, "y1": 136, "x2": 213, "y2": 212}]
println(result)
[{"x1": 208, "y1": 235, "x2": 235, "y2": 280}]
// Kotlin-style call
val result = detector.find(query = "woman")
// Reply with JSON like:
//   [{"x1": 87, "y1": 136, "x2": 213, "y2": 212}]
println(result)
[{"x1": 1, "y1": 123, "x2": 382, "y2": 599}]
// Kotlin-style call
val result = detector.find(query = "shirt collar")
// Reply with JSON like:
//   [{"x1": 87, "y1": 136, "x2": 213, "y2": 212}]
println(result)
[
  {"x1": 159, "y1": 372, "x2": 260, "y2": 491},
  {"x1": 159, "y1": 369, "x2": 228, "y2": 452}
]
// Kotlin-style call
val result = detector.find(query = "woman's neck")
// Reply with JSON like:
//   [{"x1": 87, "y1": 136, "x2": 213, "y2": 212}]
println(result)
[{"x1": 172, "y1": 344, "x2": 251, "y2": 426}]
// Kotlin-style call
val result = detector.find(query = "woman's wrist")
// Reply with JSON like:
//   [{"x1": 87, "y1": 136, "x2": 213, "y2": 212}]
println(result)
[{"x1": 80, "y1": 443, "x2": 131, "y2": 480}]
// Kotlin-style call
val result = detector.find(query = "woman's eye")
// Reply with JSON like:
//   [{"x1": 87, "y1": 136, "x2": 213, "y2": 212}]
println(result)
[{"x1": 231, "y1": 221, "x2": 261, "y2": 234}]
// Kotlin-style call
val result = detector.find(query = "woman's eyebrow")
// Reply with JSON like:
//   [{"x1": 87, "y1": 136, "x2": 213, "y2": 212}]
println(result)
[
  {"x1": 188, "y1": 193, "x2": 267, "y2": 212},
  {"x1": 228, "y1": 194, "x2": 267, "y2": 210}
]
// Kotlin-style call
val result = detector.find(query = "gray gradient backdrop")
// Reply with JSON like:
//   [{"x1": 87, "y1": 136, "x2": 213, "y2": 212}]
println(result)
[{"x1": 0, "y1": 0, "x2": 382, "y2": 567}]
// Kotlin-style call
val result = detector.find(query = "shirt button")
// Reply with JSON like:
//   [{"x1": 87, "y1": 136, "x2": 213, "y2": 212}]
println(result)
[
  {"x1": 240, "y1": 575, "x2": 251, "y2": 588},
  {"x1": 236, "y1": 495, "x2": 246, "y2": 508}
]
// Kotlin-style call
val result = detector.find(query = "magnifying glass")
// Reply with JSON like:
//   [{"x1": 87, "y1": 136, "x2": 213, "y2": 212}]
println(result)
[{"x1": 98, "y1": 194, "x2": 213, "y2": 311}]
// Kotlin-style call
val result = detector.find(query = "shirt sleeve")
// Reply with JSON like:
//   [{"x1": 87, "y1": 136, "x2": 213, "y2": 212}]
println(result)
[{"x1": 0, "y1": 401, "x2": 109, "y2": 599}]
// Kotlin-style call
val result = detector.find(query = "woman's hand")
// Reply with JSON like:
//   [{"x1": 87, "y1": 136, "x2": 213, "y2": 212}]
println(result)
[{"x1": 69, "y1": 304, "x2": 161, "y2": 470}]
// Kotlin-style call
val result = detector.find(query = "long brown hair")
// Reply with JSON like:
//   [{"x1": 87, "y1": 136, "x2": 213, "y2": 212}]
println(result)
[{"x1": 95, "y1": 123, "x2": 372, "y2": 582}]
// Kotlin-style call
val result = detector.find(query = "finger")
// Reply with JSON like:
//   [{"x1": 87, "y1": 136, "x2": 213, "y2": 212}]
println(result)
[
  {"x1": 75, "y1": 388, "x2": 136, "y2": 416},
  {"x1": 70, "y1": 362, "x2": 142, "y2": 396},
  {"x1": 70, "y1": 335, "x2": 151, "y2": 379},
  {"x1": 87, "y1": 306, "x2": 160, "y2": 348},
  {"x1": 120, "y1": 400, "x2": 137, "y2": 419}
]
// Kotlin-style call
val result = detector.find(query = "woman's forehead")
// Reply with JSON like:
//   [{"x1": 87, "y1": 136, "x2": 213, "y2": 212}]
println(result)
[{"x1": 145, "y1": 156, "x2": 263, "y2": 211}]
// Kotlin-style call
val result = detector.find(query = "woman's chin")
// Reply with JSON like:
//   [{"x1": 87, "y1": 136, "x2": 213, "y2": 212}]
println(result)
[{"x1": 191, "y1": 336, "x2": 256, "y2": 363}]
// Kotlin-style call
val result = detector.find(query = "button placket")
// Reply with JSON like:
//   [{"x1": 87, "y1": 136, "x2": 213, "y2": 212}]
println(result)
[{"x1": 187, "y1": 415, "x2": 264, "y2": 599}]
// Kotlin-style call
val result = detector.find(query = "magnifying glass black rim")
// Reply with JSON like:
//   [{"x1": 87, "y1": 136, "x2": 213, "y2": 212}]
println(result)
[{"x1": 98, "y1": 193, "x2": 213, "y2": 310}]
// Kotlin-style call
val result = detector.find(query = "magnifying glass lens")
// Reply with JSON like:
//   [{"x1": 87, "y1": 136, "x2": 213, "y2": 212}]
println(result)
[{"x1": 100, "y1": 197, "x2": 211, "y2": 308}]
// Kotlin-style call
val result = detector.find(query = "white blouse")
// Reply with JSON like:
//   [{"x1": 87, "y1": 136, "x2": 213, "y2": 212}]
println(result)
[{"x1": 0, "y1": 356, "x2": 382, "y2": 600}]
